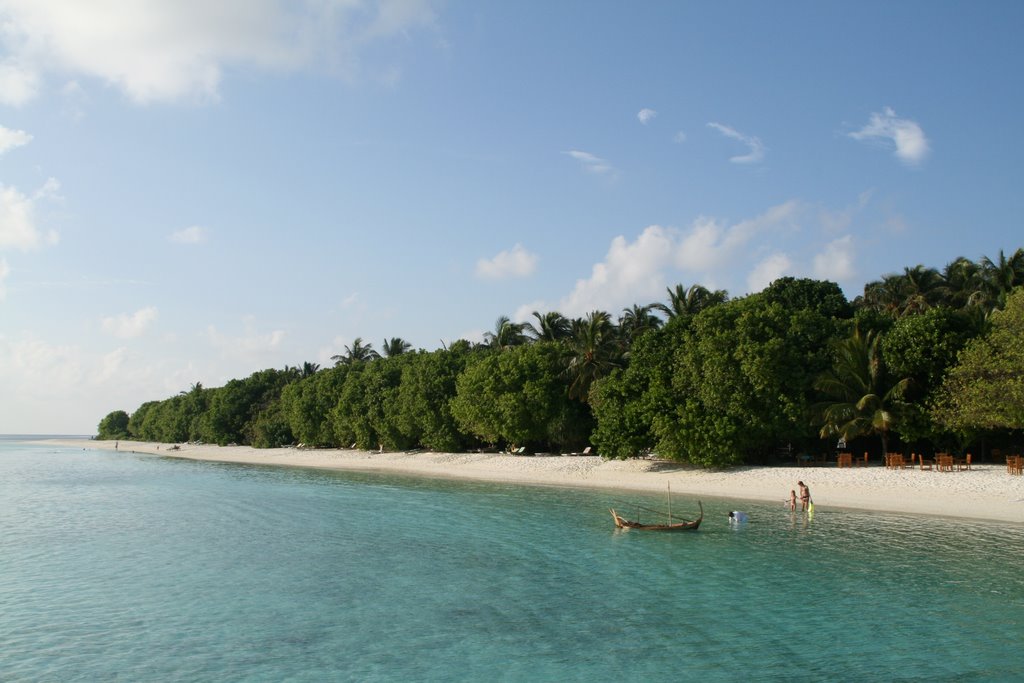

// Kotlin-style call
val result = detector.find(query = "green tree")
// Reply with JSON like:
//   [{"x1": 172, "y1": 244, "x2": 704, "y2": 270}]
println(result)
[
  {"x1": 617, "y1": 304, "x2": 661, "y2": 346},
  {"x1": 483, "y1": 316, "x2": 528, "y2": 350},
  {"x1": 451, "y1": 342, "x2": 587, "y2": 451},
  {"x1": 524, "y1": 311, "x2": 571, "y2": 343},
  {"x1": 932, "y1": 287, "x2": 1024, "y2": 431},
  {"x1": 280, "y1": 365, "x2": 349, "y2": 447},
  {"x1": 565, "y1": 310, "x2": 622, "y2": 401},
  {"x1": 381, "y1": 337, "x2": 413, "y2": 357},
  {"x1": 331, "y1": 337, "x2": 380, "y2": 365},
  {"x1": 97, "y1": 410, "x2": 130, "y2": 440},
  {"x1": 667, "y1": 293, "x2": 840, "y2": 466},
  {"x1": 654, "y1": 283, "x2": 728, "y2": 319},
  {"x1": 590, "y1": 317, "x2": 686, "y2": 458},
  {"x1": 394, "y1": 347, "x2": 475, "y2": 452},
  {"x1": 980, "y1": 248, "x2": 1024, "y2": 311},
  {"x1": 881, "y1": 307, "x2": 981, "y2": 443},
  {"x1": 814, "y1": 328, "x2": 911, "y2": 455}
]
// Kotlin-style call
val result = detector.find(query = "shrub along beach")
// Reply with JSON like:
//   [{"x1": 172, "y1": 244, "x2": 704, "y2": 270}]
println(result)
[{"x1": 94, "y1": 250, "x2": 1024, "y2": 517}]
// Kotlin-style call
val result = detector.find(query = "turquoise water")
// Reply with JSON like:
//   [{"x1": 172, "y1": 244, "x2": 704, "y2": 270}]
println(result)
[{"x1": 2, "y1": 441, "x2": 1023, "y2": 682}]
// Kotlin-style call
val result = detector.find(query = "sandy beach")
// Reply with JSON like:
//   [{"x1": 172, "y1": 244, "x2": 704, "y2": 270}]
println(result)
[{"x1": 46, "y1": 439, "x2": 1024, "y2": 523}]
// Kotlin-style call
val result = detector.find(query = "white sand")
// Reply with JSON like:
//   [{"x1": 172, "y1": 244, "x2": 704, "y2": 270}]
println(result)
[{"x1": 46, "y1": 439, "x2": 1024, "y2": 523}]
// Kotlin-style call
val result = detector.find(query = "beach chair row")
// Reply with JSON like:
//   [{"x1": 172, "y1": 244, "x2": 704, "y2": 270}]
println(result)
[
  {"x1": 884, "y1": 452, "x2": 972, "y2": 472},
  {"x1": 1007, "y1": 455, "x2": 1023, "y2": 475}
]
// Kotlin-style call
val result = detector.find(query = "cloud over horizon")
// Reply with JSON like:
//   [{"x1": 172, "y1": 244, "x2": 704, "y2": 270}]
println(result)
[
  {"x1": 515, "y1": 200, "x2": 862, "y2": 321},
  {"x1": 476, "y1": 243, "x2": 538, "y2": 279},
  {"x1": 102, "y1": 307, "x2": 158, "y2": 339}
]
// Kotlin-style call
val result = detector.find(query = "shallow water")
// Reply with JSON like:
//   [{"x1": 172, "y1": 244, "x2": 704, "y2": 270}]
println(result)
[{"x1": 2, "y1": 440, "x2": 1023, "y2": 681}]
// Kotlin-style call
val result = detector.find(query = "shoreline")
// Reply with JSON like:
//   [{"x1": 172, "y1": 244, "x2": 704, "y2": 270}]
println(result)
[{"x1": 44, "y1": 439, "x2": 1024, "y2": 523}]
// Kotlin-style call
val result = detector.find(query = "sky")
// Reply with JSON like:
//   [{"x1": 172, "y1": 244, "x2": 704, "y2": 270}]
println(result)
[{"x1": 1, "y1": 0, "x2": 1023, "y2": 434}]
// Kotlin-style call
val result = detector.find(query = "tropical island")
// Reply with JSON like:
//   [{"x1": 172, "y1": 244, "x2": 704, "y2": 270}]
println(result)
[{"x1": 95, "y1": 250, "x2": 1024, "y2": 473}]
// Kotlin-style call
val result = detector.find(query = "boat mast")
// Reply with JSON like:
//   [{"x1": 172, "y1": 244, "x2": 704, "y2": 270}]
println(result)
[{"x1": 667, "y1": 482, "x2": 672, "y2": 524}]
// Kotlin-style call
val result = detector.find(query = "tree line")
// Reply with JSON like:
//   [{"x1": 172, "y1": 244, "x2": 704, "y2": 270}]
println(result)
[{"x1": 97, "y1": 248, "x2": 1024, "y2": 467}]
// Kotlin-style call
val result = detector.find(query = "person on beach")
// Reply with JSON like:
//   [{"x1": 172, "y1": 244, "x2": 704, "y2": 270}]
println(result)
[
  {"x1": 797, "y1": 481, "x2": 811, "y2": 512},
  {"x1": 786, "y1": 489, "x2": 796, "y2": 511},
  {"x1": 728, "y1": 511, "x2": 748, "y2": 523}
]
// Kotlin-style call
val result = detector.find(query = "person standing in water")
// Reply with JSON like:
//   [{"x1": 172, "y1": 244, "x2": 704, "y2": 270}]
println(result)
[
  {"x1": 797, "y1": 481, "x2": 811, "y2": 512},
  {"x1": 786, "y1": 489, "x2": 797, "y2": 511}
]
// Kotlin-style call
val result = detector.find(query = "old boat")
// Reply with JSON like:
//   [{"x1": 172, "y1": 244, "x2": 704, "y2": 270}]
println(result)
[{"x1": 609, "y1": 485, "x2": 703, "y2": 531}]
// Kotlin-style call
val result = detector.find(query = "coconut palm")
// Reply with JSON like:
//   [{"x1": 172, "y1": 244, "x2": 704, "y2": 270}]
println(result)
[
  {"x1": 618, "y1": 304, "x2": 661, "y2": 345},
  {"x1": 654, "y1": 283, "x2": 728, "y2": 318},
  {"x1": 524, "y1": 311, "x2": 571, "y2": 343},
  {"x1": 565, "y1": 310, "x2": 622, "y2": 401},
  {"x1": 942, "y1": 257, "x2": 985, "y2": 310},
  {"x1": 381, "y1": 337, "x2": 412, "y2": 357},
  {"x1": 813, "y1": 327, "x2": 910, "y2": 454},
  {"x1": 331, "y1": 337, "x2": 380, "y2": 365},
  {"x1": 980, "y1": 248, "x2": 1024, "y2": 311},
  {"x1": 483, "y1": 316, "x2": 528, "y2": 350}
]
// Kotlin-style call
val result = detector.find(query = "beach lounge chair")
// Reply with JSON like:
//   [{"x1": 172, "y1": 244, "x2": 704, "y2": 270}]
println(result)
[{"x1": 919, "y1": 455, "x2": 933, "y2": 471}]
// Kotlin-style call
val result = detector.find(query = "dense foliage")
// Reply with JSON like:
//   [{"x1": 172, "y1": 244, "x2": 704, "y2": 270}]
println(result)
[{"x1": 98, "y1": 249, "x2": 1024, "y2": 466}]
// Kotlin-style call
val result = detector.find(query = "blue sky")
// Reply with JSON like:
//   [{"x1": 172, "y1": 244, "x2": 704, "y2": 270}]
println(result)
[{"x1": 1, "y1": 1, "x2": 1022, "y2": 434}]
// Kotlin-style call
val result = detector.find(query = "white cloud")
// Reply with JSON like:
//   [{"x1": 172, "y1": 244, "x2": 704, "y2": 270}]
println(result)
[
  {"x1": 475, "y1": 243, "x2": 537, "y2": 280},
  {"x1": 637, "y1": 108, "x2": 657, "y2": 124},
  {"x1": 0, "y1": 60, "x2": 39, "y2": 106},
  {"x1": 0, "y1": 125, "x2": 32, "y2": 154},
  {"x1": 813, "y1": 235, "x2": 855, "y2": 282},
  {"x1": 0, "y1": 257, "x2": 8, "y2": 299},
  {"x1": 516, "y1": 199, "x2": 858, "y2": 318},
  {"x1": 0, "y1": 0, "x2": 438, "y2": 105},
  {"x1": 169, "y1": 225, "x2": 206, "y2": 244},
  {"x1": 747, "y1": 253, "x2": 792, "y2": 293},
  {"x1": 206, "y1": 319, "x2": 286, "y2": 358},
  {"x1": 707, "y1": 122, "x2": 765, "y2": 163},
  {"x1": 102, "y1": 307, "x2": 158, "y2": 339},
  {"x1": 539, "y1": 225, "x2": 678, "y2": 318},
  {"x1": 564, "y1": 149, "x2": 614, "y2": 175},
  {"x1": 849, "y1": 107, "x2": 929, "y2": 166},
  {"x1": 675, "y1": 201, "x2": 801, "y2": 272},
  {"x1": 0, "y1": 179, "x2": 61, "y2": 250}
]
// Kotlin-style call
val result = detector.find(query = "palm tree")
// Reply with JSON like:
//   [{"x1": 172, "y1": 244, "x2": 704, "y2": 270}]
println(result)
[
  {"x1": 654, "y1": 283, "x2": 728, "y2": 318},
  {"x1": 331, "y1": 337, "x2": 380, "y2": 365},
  {"x1": 980, "y1": 248, "x2": 1024, "y2": 311},
  {"x1": 942, "y1": 257, "x2": 985, "y2": 310},
  {"x1": 300, "y1": 362, "x2": 320, "y2": 378},
  {"x1": 813, "y1": 327, "x2": 910, "y2": 455},
  {"x1": 899, "y1": 265, "x2": 947, "y2": 315},
  {"x1": 524, "y1": 311, "x2": 571, "y2": 342},
  {"x1": 618, "y1": 304, "x2": 661, "y2": 345},
  {"x1": 381, "y1": 337, "x2": 412, "y2": 357},
  {"x1": 483, "y1": 316, "x2": 528, "y2": 350},
  {"x1": 565, "y1": 310, "x2": 622, "y2": 401}
]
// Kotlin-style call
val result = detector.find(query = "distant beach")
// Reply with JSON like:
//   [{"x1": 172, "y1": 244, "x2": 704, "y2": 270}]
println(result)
[{"x1": 47, "y1": 439, "x2": 1024, "y2": 523}]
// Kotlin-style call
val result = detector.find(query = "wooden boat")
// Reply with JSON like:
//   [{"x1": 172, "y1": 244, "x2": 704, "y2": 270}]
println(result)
[{"x1": 610, "y1": 485, "x2": 703, "y2": 531}]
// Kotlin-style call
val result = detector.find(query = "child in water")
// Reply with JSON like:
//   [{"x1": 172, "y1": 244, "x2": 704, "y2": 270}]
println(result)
[{"x1": 786, "y1": 490, "x2": 796, "y2": 511}]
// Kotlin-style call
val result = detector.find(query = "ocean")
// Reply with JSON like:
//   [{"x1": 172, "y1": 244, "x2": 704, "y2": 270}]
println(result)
[{"x1": 2, "y1": 438, "x2": 1023, "y2": 681}]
